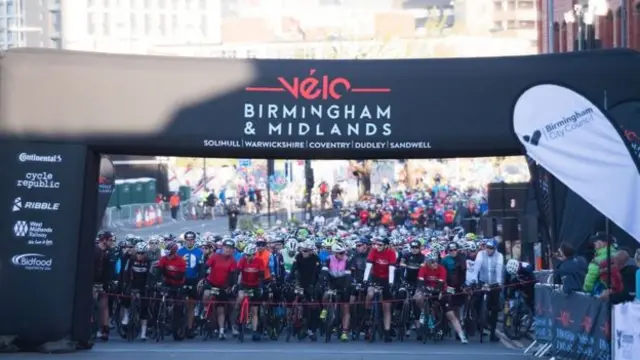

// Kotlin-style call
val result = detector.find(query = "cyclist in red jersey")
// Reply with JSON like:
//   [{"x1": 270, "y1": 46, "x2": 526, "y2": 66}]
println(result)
[
  {"x1": 157, "y1": 242, "x2": 187, "y2": 287},
  {"x1": 204, "y1": 239, "x2": 238, "y2": 340},
  {"x1": 363, "y1": 236, "x2": 397, "y2": 342},
  {"x1": 236, "y1": 244, "x2": 266, "y2": 341},
  {"x1": 416, "y1": 252, "x2": 468, "y2": 343}
]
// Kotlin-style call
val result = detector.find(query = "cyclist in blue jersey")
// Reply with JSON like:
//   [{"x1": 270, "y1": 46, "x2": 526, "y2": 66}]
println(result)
[{"x1": 177, "y1": 230, "x2": 204, "y2": 338}]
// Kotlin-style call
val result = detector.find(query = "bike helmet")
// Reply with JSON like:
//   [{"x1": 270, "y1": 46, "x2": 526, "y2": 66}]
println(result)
[
  {"x1": 222, "y1": 239, "x2": 235, "y2": 248},
  {"x1": 135, "y1": 242, "x2": 147, "y2": 253},
  {"x1": 506, "y1": 259, "x2": 520, "y2": 275},
  {"x1": 244, "y1": 244, "x2": 257, "y2": 256},
  {"x1": 166, "y1": 242, "x2": 179, "y2": 254},
  {"x1": 409, "y1": 240, "x2": 421, "y2": 248},
  {"x1": 184, "y1": 231, "x2": 197, "y2": 241},
  {"x1": 299, "y1": 239, "x2": 315, "y2": 251},
  {"x1": 97, "y1": 230, "x2": 115, "y2": 242},
  {"x1": 447, "y1": 242, "x2": 459, "y2": 251},
  {"x1": 331, "y1": 242, "x2": 346, "y2": 253},
  {"x1": 285, "y1": 239, "x2": 298, "y2": 253},
  {"x1": 425, "y1": 252, "x2": 439, "y2": 262}
]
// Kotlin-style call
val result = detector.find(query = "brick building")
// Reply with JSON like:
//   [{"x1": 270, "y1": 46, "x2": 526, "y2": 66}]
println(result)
[{"x1": 537, "y1": 0, "x2": 640, "y2": 52}]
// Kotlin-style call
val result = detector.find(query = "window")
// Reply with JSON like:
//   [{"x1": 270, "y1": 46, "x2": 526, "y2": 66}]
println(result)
[
  {"x1": 51, "y1": 12, "x2": 61, "y2": 33},
  {"x1": 158, "y1": 0, "x2": 166, "y2": 8},
  {"x1": 104, "y1": 0, "x2": 111, "y2": 8},
  {"x1": 171, "y1": 13, "x2": 179, "y2": 33},
  {"x1": 493, "y1": 1, "x2": 502, "y2": 11},
  {"x1": 172, "y1": 0, "x2": 180, "y2": 10},
  {"x1": 518, "y1": 20, "x2": 535, "y2": 29},
  {"x1": 159, "y1": 14, "x2": 167, "y2": 35},
  {"x1": 88, "y1": 0, "x2": 95, "y2": 8},
  {"x1": 144, "y1": 0, "x2": 152, "y2": 8},
  {"x1": 506, "y1": 20, "x2": 517, "y2": 29},
  {"x1": 199, "y1": 14, "x2": 207, "y2": 36},
  {"x1": 103, "y1": 13, "x2": 110, "y2": 35},
  {"x1": 144, "y1": 13, "x2": 153, "y2": 34},
  {"x1": 517, "y1": 0, "x2": 534, "y2": 10},
  {"x1": 87, "y1": 12, "x2": 97, "y2": 34},
  {"x1": 130, "y1": 13, "x2": 137, "y2": 34}
]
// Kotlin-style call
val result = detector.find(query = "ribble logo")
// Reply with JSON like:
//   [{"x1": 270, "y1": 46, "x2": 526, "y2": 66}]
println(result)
[
  {"x1": 556, "y1": 310, "x2": 574, "y2": 328},
  {"x1": 245, "y1": 69, "x2": 391, "y2": 101}
]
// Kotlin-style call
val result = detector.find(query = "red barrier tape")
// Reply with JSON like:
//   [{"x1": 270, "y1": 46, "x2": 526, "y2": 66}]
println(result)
[{"x1": 96, "y1": 280, "x2": 535, "y2": 306}]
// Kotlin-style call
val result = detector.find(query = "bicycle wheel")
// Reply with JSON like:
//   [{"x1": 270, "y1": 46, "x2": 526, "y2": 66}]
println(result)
[
  {"x1": 172, "y1": 303, "x2": 186, "y2": 341},
  {"x1": 324, "y1": 303, "x2": 336, "y2": 343},
  {"x1": 397, "y1": 301, "x2": 410, "y2": 342},
  {"x1": 155, "y1": 301, "x2": 166, "y2": 342},
  {"x1": 285, "y1": 305, "x2": 296, "y2": 342},
  {"x1": 478, "y1": 297, "x2": 488, "y2": 343},
  {"x1": 238, "y1": 299, "x2": 249, "y2": 343},
  {"x1": 369, "y1": 299, "x2": 380, "y2": 343},
  {"x1": 464, "y1": 303, "x2": 478, "y2": 337}
]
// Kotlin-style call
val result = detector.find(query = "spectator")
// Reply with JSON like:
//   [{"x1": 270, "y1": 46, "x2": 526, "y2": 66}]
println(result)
[
  {"x1": 600, "y1": 249, "x2": 637, "y2": 304},
  {"x1": 227, "y1": 199, "x2": 239, "y2": 231},
  {"x1": 169, "y1": 192, "x2": 180, "y2": 221},
  {"x1": 554, "y1": 242, "x2": 587, "y2": 294},
  {"x1": 331, "y1": 183, "x2": 343, "y2": 209},
  {"x1": 583, "y1": 232, "x2": 618, "y2": 294},
  {"x1": 319, "y1": 181, "x2": 329, "y2": 210},
  {"x1": 635, "y1": 249, "x2": 640, "y2": 267},
  {"x1": 206, "y1": 191, "x2": 216, "y2": 218}
]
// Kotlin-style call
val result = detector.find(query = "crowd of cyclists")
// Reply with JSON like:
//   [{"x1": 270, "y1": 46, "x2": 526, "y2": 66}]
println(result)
[{"x1": 93, "y1": 192, "x2": 536, "y2": 345}]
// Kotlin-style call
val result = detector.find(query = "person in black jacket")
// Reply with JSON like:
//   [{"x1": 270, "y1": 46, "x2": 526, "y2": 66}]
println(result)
[
  {"x1": 554, "y1": 243, "x2": 588, "y2": 294},
  {"x1": 601, "y1": 249, "x2": 637, "y2": 304},
  {"x1": 227, "y1": 200, "x2": 240, "y2": 231}
]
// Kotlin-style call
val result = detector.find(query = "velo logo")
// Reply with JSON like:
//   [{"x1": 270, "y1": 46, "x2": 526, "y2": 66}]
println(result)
[{"x1": 245, "y1": 69, "x2": 391, "y2": 101}]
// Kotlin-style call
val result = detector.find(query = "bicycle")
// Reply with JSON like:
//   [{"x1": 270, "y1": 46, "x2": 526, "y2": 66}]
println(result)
[
  {"x1": 395, "y1": 283, "x2": 414, "y2": 342},
  {"x1": 125, "y1": 289, "x2": 142, "y2": 342},
  {"x1": 237, "y1": 288, "x2": 256, "y2": 343},
  {"x1": 90, "y1": 284, "x2": 104, "y2": 343},
  {"x1": 350, "y1": 282, "x2": 366, "y2": 341},
  {"x1": 322, "y1": 287, "x2": 340, "y2": 343},
  {"x1": 261, "y1": 285, "x2": 281, "y2": 341},
  {"x1": 477, "y1": 282, "x2": 492, "y2": 344},
  {"x1": 462, "y1": 283, "x2": 479, "y2": 337},
  {"x1": 154, "y1": 285, "x2": 171, "y2": 342},
  {"x1": 419, "y1": 287, "x2": 446, "y2": 343},
  {"x1": 170, "y1": 286, "x2": 189, "y2": 341},
  {"x1": 367, "y1": 285, "x2": 384, "y2": 343},
  {"x1": 503, "y1": 288, "x2": 533, "y2": 340},
  {"x1": 201, "y1": 286, "x2": 221, "y2": 341}
]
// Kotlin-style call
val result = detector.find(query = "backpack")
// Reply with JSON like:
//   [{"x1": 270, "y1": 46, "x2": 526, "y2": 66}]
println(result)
[{"x1": 320, "y1": 183, "x2": 328, "y2": 194}]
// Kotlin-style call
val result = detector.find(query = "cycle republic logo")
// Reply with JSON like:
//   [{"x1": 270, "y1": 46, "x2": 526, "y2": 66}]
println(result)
[{"x1": 242, "y1": 69, "x2": 392, "y2": 138}]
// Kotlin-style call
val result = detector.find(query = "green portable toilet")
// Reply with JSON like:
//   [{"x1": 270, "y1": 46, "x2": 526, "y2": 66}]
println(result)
[
  {"x1": 129, "y1": 178, "x2": 145, "y2": 204},
  {"x1": 141, "y1": 178, "x2": 157, "y2": 203},
  {"x1": 107, "y1": 186, "x2": 118, "y2": 207},
  {"x1": 116, "y1": 179, "x2": 132, "y2": 206},
  {"x1": 179, "y1": 185, "x2": 191, "y2": 201}
]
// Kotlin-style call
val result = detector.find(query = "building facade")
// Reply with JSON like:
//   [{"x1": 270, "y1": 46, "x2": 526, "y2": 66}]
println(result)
[
  {"x1": 0, "y1": 0, "x2": 60, "y2": 49},
  {"x1": 537, "y1": 0, "x2": 640, "y2": 52}
]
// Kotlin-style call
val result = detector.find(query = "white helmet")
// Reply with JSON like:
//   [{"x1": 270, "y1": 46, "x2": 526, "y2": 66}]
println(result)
[
  {"x1": 331, "y1": 242, "x2": 346, "y2": 253},
  {"x1": 285, "y1": 239, "x2": 298, "y2": 253},
  {"x1": 506, "y1": 259, "x2": 520, "y2": 275},
  {"x1": 425, "y1": 251, "x2": 439, "y2": 262},
  {"x1": 300, "y1": 240, "x2": 315, "y2": 251},
  {"x1": 135, "y1": 242, "x2": 147, "y2": 253},
  {"x1": 244, "y1": 244, "x2": 257, "y2": 256}
]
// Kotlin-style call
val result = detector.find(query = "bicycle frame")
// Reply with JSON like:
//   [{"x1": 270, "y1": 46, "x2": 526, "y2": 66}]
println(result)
[{"x1": 202, "y1": 287, "x2": 220, "y2": 341}]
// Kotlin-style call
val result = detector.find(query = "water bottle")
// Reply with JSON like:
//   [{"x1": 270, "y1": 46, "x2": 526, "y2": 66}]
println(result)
[{"x1": 419, "y1": 313, "x2": 425, "y2": 325}]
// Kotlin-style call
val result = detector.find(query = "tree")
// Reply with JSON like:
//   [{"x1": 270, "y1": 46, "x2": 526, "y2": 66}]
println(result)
[{"x1": 349, "y1": 160, "x2": 373, "y2": 197}]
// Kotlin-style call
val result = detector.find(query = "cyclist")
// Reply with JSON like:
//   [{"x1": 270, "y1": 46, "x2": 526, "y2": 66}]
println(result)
[
  {"x1": 157, "y1": 241, "x2": 187, "y2": 289},
  {"x1": 94, "y1": 231, "x2": 116, "y2": 341},
  {"x1": 472, "y1": 238, "x2": 504, "y2": 342},
  {"x1": 415, "y1": 252, "x2": 448, "y2": 340},
  {"x1": 505, "y1": 259, "x2": 536, "y2": 314},
  {"x1": 236, "y1": 243, "x2": 266, "y2": 342},
  {"x1": 320, "y1": 242, "x2": 353, "y2": 342},
  {"x1": 204, "y1": 239, "x2": 238, "y2": 340},
  {"x1": 283, "y1": 238, "x2": 297, "y2": 275},
  {"x1": 120, "y1": 242, "x2": 151, "y2": 341},
  {"x1": 268, "y1": 237, "x2": 286, "y2": 285},
  {"x1": 177, "y1": 231, "x2": 204, "y2": 338},
  {"x1": 440, "y1": 242, "x2": 468, "y2": 343},
  {"x1": 288, "y1": 239, "x2": 322, "y2": 341},
  {"x1": 255, "y1": 239, "x2": 275, "y2": 300},
  {"x1": 399, "y1": 240, "x2": 425, "y2": 288},
  {"x1": 363, "y1": 236, "x2": 397, "y2": 342}
]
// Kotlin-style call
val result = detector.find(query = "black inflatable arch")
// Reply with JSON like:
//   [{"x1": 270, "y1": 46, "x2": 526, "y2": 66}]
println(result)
[{"x1": 1, "y1": 48, "x2": 640, "y2": 347}]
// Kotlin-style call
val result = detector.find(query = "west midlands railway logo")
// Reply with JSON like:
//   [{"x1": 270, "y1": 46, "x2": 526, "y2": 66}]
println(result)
[{"x1": 14, "y1": 221, "x2": 29, "y2": 237}]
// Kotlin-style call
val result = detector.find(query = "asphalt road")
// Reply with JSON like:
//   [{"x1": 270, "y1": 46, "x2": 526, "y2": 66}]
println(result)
[{"x1": 3, "y1": 338, "x2": 527, "y2": 359}]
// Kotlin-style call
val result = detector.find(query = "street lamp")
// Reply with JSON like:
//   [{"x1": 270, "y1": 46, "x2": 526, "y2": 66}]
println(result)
[{"x1": 563, "y1": 0, "x2": 608, "y2": 51}]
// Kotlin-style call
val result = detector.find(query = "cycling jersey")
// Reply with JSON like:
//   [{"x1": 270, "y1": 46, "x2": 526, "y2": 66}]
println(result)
[
  {"x1": 349, "y1": 252, "x2": 368, "y2": 283},
  {"x1": 121, "y1": 257, "x2": 150, "y2": 290},
  {"x1": 157, "y1": 255, "x2": 187, "y2": 287},
  {"x1": 441, "y1": 253, "x2": 466, "y2": 288},
  {"x1": 238, "y1": 256, "x2": 265, "y2": 287},
  {"x1": 206, "y1": 253, "x2": 237, "y2": 288},
  {"x1": 177, "y1": 246, "x2": 204, "y2": 279},
  {"x1": 324, "y1": 254, "x2": 351, "y2": 278},
  {"x1": 269, "y1": 251, "x2": 286, "y2": 283},
  {"x1": 256, "y1": 249, "x2": 272, "y2": 281},
  {"x1": 418, "y1": 264, "x2": 447, "y2": 288},
  {"x1": 290, "y1": 253, "x2": 321, "y2": 288},
  {"x1": 367, "y1": 247, "x2": 397, "y2": 279},
  {"x1": 401, "y1": 252, "x2": 425, "y2": 285},
  {"x1": 465, "y1": 254, "x2": 478, "y2": 286},
  {"x1": 281, "y1": 250, "x2": 295, "y2": 274}
]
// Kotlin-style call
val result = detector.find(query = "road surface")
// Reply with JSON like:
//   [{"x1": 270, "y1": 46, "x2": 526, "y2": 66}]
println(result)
[{"x1": 3, "y1": 338, "x2": 527, "y2": 359}]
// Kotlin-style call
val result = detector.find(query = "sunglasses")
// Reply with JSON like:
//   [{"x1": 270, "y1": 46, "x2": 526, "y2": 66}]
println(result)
[
  {"x1": 411, "y1": 246, "x2": 420, "y2": 250},
  {"x1": 300, "y1": 249, "x2": 311, "y2": 253},
  {"x1": 355, "y1": 244, "x2": 364, "y2": 247},
  {"x1": 487, "y1": 247, "x2": 496, "y2": 250},
  {"x1": 335, "y1": 251, "x2": 346, "y2": 255}
]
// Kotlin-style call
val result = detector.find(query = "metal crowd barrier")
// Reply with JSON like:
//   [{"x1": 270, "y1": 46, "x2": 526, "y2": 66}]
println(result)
[
  {"x1": 525, "y1": 283, "x2": 612, "y2": 360},
  {"x1": 101, "y1": 201, "x2": 194, "y2": 229}
]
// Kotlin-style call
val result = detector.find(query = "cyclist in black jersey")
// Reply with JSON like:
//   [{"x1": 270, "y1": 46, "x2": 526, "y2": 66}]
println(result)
[{"x1": 120, "y1": 242, "x2": 151, "y2": 341}]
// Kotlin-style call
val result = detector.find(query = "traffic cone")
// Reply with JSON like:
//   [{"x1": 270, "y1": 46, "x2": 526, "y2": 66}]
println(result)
[
  {"x1": 149, "y1": 206, "x2": 156, "y2": 225},
  {"x1": 135, "y1": 209, "x2": 143, "y2": 228},
  {"x1": 156, "y1": 206, "x2": 163, "y2": 224},
  {"x1": 144, "y1": 208, "x2": 151, "y2": 227}
]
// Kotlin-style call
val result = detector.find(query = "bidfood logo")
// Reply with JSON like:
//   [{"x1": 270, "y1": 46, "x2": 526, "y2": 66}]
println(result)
[
  {"x1": 11, "y1": 253, "x2": 53, "y2": 271},
  {"x1": 18, "y1": 153, "x2": 62, "y2": 163},
  {"x1": 16, "y1": 172, "x2": 60, "y2": 189},
  {"x1": 12, "y1": 197, "x2": 60, "y2": 212}
]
